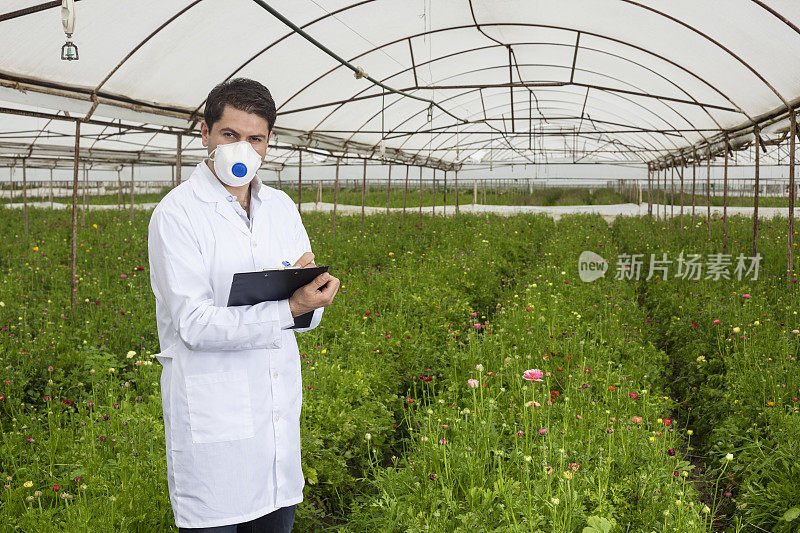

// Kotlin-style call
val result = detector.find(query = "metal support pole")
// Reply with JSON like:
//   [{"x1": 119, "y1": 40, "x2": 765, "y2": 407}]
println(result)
[
  {"x1": 691, "y1": 151, "x2": 697, "y2": 229},
  {"x1": 360, "y1": 158, "x2": 366, "y2": 233},
  {"x1": 386, "y1": 164, "x2": 392, "y2": 225},
  {"x1": 443, "y1": 170, "x2": 447, "y2": 215},
  {"x1": 789, "y1": 111, "x2": 796, "y2": 281},
  {"x1": 473, "y1": 180, "x2": 477, "y2": 205},
  {"x1": 418, "y1": 166, "x2": 423, "y2": 220},
  {"x1": 679, "y1": 157, "x2": 685, "y2": 231},
  {"x1": 432, "y1": 168, "x2": 436, "y2": 217},
  {"x1": 22, "y1": 157, "x2": 28, "y2": 234},
  {"x1": 706, "y1": 147, "x2": 712, "y2": 238},
  {"x1": 50, "y1": 167, "x2": 54, "y2": 209},
  {"x1": 753, "y1": 128, "x2": 761, "y2": 257},
  {"x1": 176, "y1": 133, "x2": 183, "y2": 185},
  {"x1": 670, "y1": 163, "x2": 675, "y2": 223},
  {"x1": 403, "y1": 164, "x2": 409, "y2": 221},
  {"x1": 70, "y1": 121, "x2": 80, "y2": 308},
  {"x1": 130, "y1": 164, "x2": 135, "y2": 223},
  {"x1": 647, "y1": 166, "x2": 652, "y2": 217},
  {"x1": 297, "y1": 152, "x2": 302, "y2": 213},
  {"x1": 723, "y1": 136, "x2": 729, "y2": 254},
  {"x1": 117, "y1": 168, "x2": 122, "y2": 208},
  {"x1": 332, "y1": 158, "x2": 339, "y2": 235},
  {"x1": 82, "y1": 162, "x2": 87, "y2": 227},
  {"x1": 455, "y1": 170, "x2": 459, "y2": 214}
]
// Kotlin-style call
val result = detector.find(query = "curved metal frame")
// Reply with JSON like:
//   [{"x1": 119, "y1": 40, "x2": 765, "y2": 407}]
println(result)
[{"x1": 3, "y1": 0, "x2": 800, "y2": 167}]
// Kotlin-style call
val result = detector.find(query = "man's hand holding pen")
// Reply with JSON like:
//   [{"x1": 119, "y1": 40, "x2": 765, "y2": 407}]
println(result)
[{"x1": 287, "y1": 252, "x2": 341, "y2": 318}]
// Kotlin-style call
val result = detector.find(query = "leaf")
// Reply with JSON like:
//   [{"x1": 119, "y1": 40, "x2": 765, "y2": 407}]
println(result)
[
  {"x1": 305, "y1": 467, "x2": 318, "y2": 485},
  {"x1": 583, "y1": 516, "x2": 615, "y2": 533},
  {"x1": 785, "y1": 507, "x2": 800, "y2": 522}
]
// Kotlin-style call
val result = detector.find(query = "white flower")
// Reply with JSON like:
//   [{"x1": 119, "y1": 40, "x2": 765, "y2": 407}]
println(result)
[
  {"x1": 725, "y1": 453, "x2": 734, "y2": 461},
  {"x1": 126, "y1": 350, "x2": 136, "y2": 358},
  {"x1": 365, "y1": 433, "x2": 371, "y2": 441},
  {"x1": 474, "y1": 364, "x2": 484, "y2": 372}
]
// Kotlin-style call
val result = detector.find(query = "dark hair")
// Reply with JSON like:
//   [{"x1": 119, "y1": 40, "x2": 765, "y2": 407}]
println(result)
[{"x1": 204, "y1": 78, "x2": 277, "y2": 134}]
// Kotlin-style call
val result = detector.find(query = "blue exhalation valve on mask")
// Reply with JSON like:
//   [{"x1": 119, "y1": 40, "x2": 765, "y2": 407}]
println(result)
[
  {"x1": 209, "y1": 141, "x2": 265, "y2": 187},
  {"x1": 231, "y1": 163, "x2": 248, "y2": 178}
]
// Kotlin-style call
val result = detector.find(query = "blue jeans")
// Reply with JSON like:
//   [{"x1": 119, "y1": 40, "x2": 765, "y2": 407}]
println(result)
[{"x1": 178, "y1": 505, "x2": 296, "y2": 533}]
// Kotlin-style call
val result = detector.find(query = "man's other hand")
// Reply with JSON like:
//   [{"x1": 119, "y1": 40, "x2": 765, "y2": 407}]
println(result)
[{"x1": 288, "y1": 270, "x2": 340, "y2": 318}]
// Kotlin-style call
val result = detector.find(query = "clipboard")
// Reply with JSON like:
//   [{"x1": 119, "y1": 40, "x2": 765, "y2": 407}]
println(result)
[{"x1": 227, "y1": 265, "x2": 329, "y2": 329}]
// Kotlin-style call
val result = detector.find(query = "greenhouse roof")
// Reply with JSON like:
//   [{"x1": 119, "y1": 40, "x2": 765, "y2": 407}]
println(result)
[{"x1": 2, "y1": 0, "x2": 800, "y2": 170}]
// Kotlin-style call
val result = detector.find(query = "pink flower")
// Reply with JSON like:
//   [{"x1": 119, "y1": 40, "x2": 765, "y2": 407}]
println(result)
[
  {"x1": 741, "y1": 294, "x2": 751, "y2": 299},
  {"x1": 523, "y1": 369, "x2": 544, "y2": 382},
  {"x1": 516, "y1": 430, "x2": 524, "y2": 437},
  {"x1": 473, "y1": 323, "x2": 482, "y2": 329},
  {"x1": 538, "y1": 428, "x2": 548, "y2": 435},
  {"x1": 469, "y1": 312, "x2": 477, "y2": 317},
  {"x1": 713, "y1": 319, "x2": 721, "y2": 325},
  {"x1": 120, "y1": 273, "x2": 127, "y2": 279},
  {"x1": 631, "y1": 416, "x2": 642, "y2": 423},
  {"x1": 467, "y1": 379, "x2": 479, "y2": 388},
  {"x1": 439, "y1": 438, "x2": 448, "y2": 445}
]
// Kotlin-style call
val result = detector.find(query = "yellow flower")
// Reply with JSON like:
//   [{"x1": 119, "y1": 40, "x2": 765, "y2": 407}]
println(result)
[
  {"x1": 32, "y1": 246, "x2": 39, "y2": 251},
  {"x1": 732, "y1": 327, "x2": 741, "y2": 334},
  {"x1": 23, "y1": 481, "x2": 33, "y2": 488},
  {"x1": 92, "y1": 224, "x2": 98, "y2": 229}
]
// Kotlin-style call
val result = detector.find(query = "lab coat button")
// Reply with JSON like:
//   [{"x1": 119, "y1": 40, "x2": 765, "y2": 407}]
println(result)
[
  {"x1": 273, "y1": 371, "x2": 278, "y2": 379},
  {"x1": 251, "y1": 242, "x2": 257, "y2": 248},
  {"x1": 274, "y1": 414, "x2": 280, "y2": 422}
]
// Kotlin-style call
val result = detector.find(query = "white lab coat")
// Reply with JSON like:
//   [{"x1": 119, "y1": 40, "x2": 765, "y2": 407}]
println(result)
[{"x1": 148, "y1": 161, "x2": 323, "y2": 528}]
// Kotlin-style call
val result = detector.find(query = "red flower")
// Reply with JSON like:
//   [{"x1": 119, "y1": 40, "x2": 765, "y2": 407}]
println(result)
[
  {"x1": 52, "y1": 485, "x2": 60, "y2": 492},
  {"x1": 663, "y1": 418, "x2": 672, "y2": 426},
  {"x1": 628, "y1": 392, "x2": 639, "y2": 400}
]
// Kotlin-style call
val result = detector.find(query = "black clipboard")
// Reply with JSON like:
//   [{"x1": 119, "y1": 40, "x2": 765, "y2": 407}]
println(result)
[{"x1": 227, "y1": 265, "x2": 329, "y2": 329}]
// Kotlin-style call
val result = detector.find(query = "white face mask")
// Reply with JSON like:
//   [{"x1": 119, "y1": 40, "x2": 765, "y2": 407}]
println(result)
[{"x1": 208, "y1": 141, "x2": 264, "y2": 187}]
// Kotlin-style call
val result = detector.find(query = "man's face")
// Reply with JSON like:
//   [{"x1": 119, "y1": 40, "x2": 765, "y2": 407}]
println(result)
[{"x1": 201, "y1": 104, "x2": 272, "y2": 160}]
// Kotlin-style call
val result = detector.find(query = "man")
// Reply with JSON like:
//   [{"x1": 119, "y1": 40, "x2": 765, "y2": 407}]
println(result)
[{"x1": 148, "y1": 78, "x2": 340, "y2": 532}]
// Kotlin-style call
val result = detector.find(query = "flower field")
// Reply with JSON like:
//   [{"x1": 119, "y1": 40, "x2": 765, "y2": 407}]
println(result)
[{"x1": 0, "y1": 205, "x2": 798, "y2": 532}]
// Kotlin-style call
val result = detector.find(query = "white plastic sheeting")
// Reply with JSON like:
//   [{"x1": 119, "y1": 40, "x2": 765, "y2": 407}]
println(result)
[{"x1": 1, "y1": 0, "x2": 800, "y2": 172}]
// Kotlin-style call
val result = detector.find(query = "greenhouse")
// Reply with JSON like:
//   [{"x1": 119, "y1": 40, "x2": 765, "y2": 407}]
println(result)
[{"x1": 1, "y1": 1, "x2": 798, "y2": 531}]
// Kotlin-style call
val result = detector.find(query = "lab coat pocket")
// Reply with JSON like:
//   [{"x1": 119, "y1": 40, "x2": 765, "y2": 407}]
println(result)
[{"x1": 185, "y1": 371, "x2": 255, "y2": 444}]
